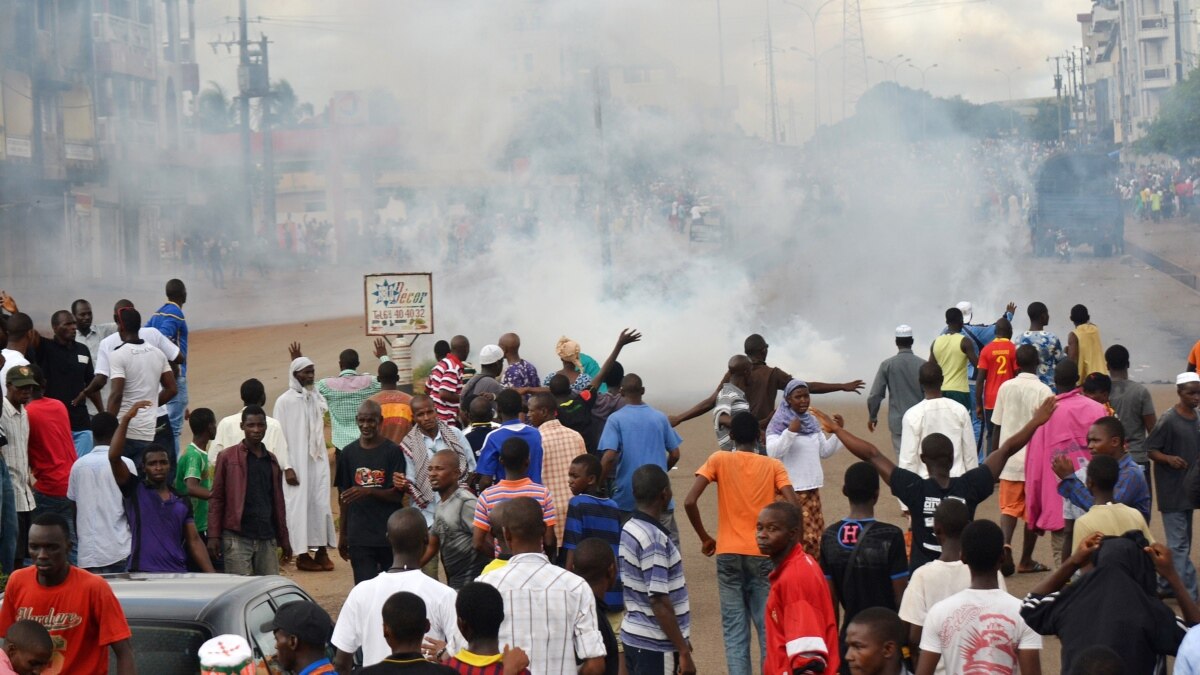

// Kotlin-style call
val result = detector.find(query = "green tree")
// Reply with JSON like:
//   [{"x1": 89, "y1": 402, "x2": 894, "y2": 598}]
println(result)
[
  {"x1": 269, "y1": 79, "x2": 315, "y2": 128},
  {"x1": 1028, "y1": 100, "x2": 1066, "y2": 143},
  {"x1": 1137, "y1": 70, "x2": 1200, "y2": 158},
  {"x1": 194, "y1": 82, "x2": 234, "y2": 132}
]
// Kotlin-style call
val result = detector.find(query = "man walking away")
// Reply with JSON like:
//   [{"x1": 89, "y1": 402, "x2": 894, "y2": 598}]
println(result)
[
  {"x1": 145, "y1": 278, "x2": 189, "y2": 454},
  {"x1": 929, "y1": 307, "x2": 976, "y2": 412},
  {"x1": 868, "y1": 325, "x2": 925, "y2": 455},
  {"x1": 1016, "y1": 301, "x2": 1063, "y2": 391},
  {"x1": 1105, "y1": 345, "x2": 1157, "y2": 513}
]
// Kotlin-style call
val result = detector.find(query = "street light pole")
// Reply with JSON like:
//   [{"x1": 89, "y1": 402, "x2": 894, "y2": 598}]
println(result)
[
  {"x1": 994, "y1": 66, "x2": 1020, "y2": 134},
  {"x1": 784, "y1": 0, "x2": 840, "y2": 136},
  {"x1": 716, "y1": 0, "x2": 726, "y2": 115}
]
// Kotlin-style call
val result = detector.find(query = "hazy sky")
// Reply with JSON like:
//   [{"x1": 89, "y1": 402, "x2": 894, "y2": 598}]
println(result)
[{"x1": 192, "y1": 0, "x2": 1089, "y2": 140}]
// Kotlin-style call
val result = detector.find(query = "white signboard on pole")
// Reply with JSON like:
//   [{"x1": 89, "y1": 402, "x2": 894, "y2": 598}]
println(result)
[{"x1": 364, "y1": 273, "x2": 434, "y2": 336}]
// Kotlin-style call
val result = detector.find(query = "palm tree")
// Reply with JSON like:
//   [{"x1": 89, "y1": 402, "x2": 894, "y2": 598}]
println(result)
[{"x1": 194, "y1": 82, "x2": 234, "y2": 132}]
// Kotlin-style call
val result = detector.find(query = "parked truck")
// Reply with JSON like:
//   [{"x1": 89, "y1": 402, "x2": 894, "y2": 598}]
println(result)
[{"x1": 1029, "y1": 152, "x2": 1124, "y2": 257}]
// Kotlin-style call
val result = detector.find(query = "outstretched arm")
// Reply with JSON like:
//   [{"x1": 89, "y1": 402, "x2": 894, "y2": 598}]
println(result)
[
  {"x1": 110, "y1": 401, "x2": 152, "y2": 487},
  {"x1": 590, "y1": 329, "x2": 641, "y2": 395},
  {"x1": 808, "y1": 380, "x2": 866, "y2": 395},
  {"x1": 671, "y1": 383, "x2": 721, "y2": 427},
  {"x1": 811, "y1": 410, "x2": 896, "y2": 483},
  {"x1": 982, "y1": 396, "x2": 1056, "y2": 479}
]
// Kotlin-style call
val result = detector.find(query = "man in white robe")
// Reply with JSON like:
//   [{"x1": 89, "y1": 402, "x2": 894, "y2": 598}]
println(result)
[{"x1": 273, "y1": 353, "x2": 337, "y2": 572}]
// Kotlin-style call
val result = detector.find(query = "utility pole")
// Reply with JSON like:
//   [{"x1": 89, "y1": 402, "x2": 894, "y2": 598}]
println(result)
[
  {"x1": 1078, "y1": 46, "x2": 1088, "y2": 146},
  {"x1": 1174, "y1": 0, "x2": 1185, "y2": 83},
  {"x1": 260, "y1": 34, "x2": 275, "y2": 240},
  {"x1": 1050, "y1": 55, "x2": 1064, "y2": 145},
  {"x1": 237, "y1": 0, "x2": 252, "y2": 237}
]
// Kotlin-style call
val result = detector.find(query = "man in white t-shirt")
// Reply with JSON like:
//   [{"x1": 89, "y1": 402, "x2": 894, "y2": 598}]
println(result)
[
  {"x1": 331, "y1": 508, "x2": 461, "y2": 670},
  {"x1": 991, "y1": 345, "x2": 1054, "y2": 576},
  {"x1": 103, "y1": 308, "x2": 176, "y2": 467},
  {"x1": 916, "y1": 519, "x2": 1041, "y2": 675},
  {"x1": 899, "y1": 499, "x2": 1006, "y2": 675},
  {"x1": 78, "y1": 300, "x2": 182, "y2": 450},
  {"x1": 899, "y1": 363, "x2": 978, "y2": 480}
]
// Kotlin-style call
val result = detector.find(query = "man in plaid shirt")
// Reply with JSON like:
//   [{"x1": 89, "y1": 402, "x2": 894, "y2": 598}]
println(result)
[
  {"x1": 316, "y1": 338, "x2": 391, "y2": 451},
  {"x1": 527, "y1": 392, "x2": 586, "y2": 548}
]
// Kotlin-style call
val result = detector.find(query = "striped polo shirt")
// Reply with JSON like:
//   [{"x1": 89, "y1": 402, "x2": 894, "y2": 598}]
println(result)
[
  {"x1": 562, "y1": 493, "x2": 624, "y2": 608},
  {"x1": 473, "y1": 478, "x2": 556, "y2": 556},
  {"x1": 619, "y1": 511, "x2": 690, "y2": 652},
  {"x1": 428, "y1": 354, "x2": 463, "y2": 425}
]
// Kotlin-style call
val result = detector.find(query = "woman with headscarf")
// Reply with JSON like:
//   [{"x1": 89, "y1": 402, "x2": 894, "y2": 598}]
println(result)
[
  {"x1": 765, "y1": 379, "x2": 842, "y2": 557},
  {"x1": 544, "y1": 337, "x2": 594, "y2": 393},
  {"x1": 273, "y1": 354, "x2": 338, "y2": 572},
  {"x1": 1021, "y1": 531, "x2": 1200, "y2": 674}
]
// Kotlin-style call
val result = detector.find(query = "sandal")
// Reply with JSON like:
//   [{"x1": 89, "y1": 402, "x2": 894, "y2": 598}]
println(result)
[
  {"x1": 1018, "y1": 561, "x2": 1051, "y2": 574},
  {"x1": 1001, "y1": 545, "x2": 1016, "y2": 577}
]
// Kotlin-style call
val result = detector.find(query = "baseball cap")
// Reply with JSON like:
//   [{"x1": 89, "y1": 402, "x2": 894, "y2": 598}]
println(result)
[
  {"x1": 1177, "y1": 372, "x2": 1200, "y2": 386},
  {"x1": 894, "y1": 325, "x2": 913, "y2": 339},
  {"x1": 5, "y1": 366, "x2": 36, "y2": 388},
  {"x1": 479, "y1": 344, "x2": 504, "y2": 366},
  {"x1": 259, "y1": 601, "x2": 333, "y2": 647},
  {"x1": 955, "y1": 301, "x2": 973, "y2": 324}
]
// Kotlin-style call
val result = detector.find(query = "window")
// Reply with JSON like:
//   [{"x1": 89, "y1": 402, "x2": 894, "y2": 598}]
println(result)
[
  {"x1": 1143, "y1": 38, "x2": 1165, "y2": 66},
  {"x1": 246, "y1": 598, "x2": 279, "y2": 663},
  {"x1": 112, "y1": 622, "x2": 211, "y2": 673},
  {"x1": 1141, "y1": 0, "x2": 1162, "y2": 15}
]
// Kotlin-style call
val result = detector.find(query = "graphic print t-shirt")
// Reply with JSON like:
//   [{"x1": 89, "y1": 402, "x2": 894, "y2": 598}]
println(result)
[
  {"x1": 0, "y1": 566, "x2": 131, "y2": 675},
  {"x1": 335, "y1": 439, "x2": 407, "y2": 547},
  {"x1": 919, "y1": 588, "x2": 1041, "y2": 675}
]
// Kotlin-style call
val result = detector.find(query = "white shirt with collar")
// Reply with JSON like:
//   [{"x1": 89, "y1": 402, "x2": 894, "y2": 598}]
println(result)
[
  {"x1": 479, "y1": 552, "x2": 607, "y2": 675},
  {"x1": 0, "y1": 397, "x2": 35, "y2": 512},
  {"x1": 330, "y1": 568, "x2": 462, "y2": 667},
  {"x1": 67, "y1": 445, "x2": 136, "y2": 568},
  {"x1": 899, "y1": 397, "x2": 979, "y2": 480},
  {"x1": 209, "y1": 408, "x2": 291, "y2": 470}
]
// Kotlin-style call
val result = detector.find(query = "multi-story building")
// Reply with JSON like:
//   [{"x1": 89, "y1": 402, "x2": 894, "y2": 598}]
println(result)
[
  {"x1": 0, "y1": 0, "x2": 198, "y2": 285},
  {"x1": 0, "y1": 0, "x2": 98, "y2": 282},
  {"x1": 1083, "y1": 0, "x2": 1197, "y2": 144}
]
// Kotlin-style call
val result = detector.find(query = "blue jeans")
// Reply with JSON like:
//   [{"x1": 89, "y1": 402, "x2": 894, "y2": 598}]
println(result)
[
  {"x1": 33, "y1": 492, "x2": 77, "y2": 566},
  {"x1": 0, "y1": 458, "x2": 16, "y2": 574},
  {"x1": 969, "y1": 381, "x2": 983, "y2": 447},
  {"x1": 1163, "y1": 511, "x2": 1198, "y2": 600},
  {"x1": 625, "y1": 644, "x2": 679, "y2": 675},
  {"x1": 166, "y1": 375, "x2": 187, "y2": 456},
  {"x1": 72, "y1": 431, "x2": 94, "y2": 458},
  {"x1": 122, "y1": 438, "x2": 153, "y2": 469},
  {"x1": 716, "y1": 553, "x2": 770, "y2": 675}
]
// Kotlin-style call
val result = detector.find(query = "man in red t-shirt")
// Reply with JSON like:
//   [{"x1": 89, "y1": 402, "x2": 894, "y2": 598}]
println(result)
[
  {"x1": 24, "y1": 367, "x2": 80, "y2": 557},
  {"x1": 975, "y1": 318, "x2": 1018, "y2": 459},
  {"x1": 0, "y1": 513, "x2": 134, "y2": 674},
  {"x1": 757, "y1": 502, "x2": 838, "y2": 675}
]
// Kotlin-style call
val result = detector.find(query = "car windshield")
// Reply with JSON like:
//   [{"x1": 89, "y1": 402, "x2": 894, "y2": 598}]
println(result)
[{"x1": 110, "y1": 621, "x2": 211, "y2": 674}]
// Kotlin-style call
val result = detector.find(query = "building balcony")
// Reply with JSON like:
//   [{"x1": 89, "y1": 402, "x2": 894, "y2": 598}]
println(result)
[{"x1": 93, "y1": 13, "x2": 154, "y2": 49}]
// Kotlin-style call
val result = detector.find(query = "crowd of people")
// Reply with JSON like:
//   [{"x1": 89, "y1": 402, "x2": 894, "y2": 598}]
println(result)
[{"x1": 4, "y1": 280, "x2": 1200, "y2": 674}]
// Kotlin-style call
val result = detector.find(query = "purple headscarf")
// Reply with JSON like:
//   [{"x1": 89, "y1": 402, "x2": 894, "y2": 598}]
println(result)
[{"x1": 766, "y1": 379, "x2": 820, "y2": 436}]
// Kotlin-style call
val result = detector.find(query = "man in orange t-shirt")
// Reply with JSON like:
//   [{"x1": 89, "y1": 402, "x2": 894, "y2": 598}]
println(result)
[
  {"x1": 683, "y1": 411, "x2": 797, "y2": 675},
  {"x1": 1188, "y1": 338, "x2": 1200, "y2": 373},
  {"x1": 368, "y1": 361, "x2": 413, "y2": 444},
  {"x1": 976, "y1": 318, "x2": 1018, "y2": 461},
  {"x1": 0, "y1": 513, "x2": 134, "y2": 674}
]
